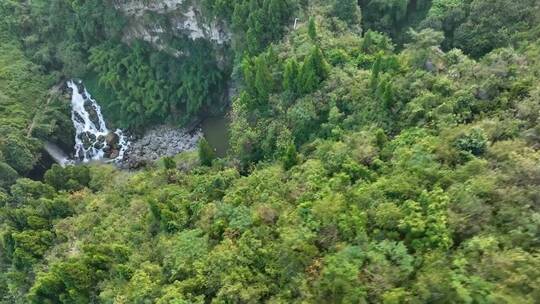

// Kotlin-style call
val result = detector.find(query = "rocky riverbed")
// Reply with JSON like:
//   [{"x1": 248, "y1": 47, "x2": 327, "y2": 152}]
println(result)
[
  {"x1": 49, "y1": 80, "x2": 208, "y2": 169},
  {"x1": 118, "y1": 125, "x2": 202, "y2": 169}
]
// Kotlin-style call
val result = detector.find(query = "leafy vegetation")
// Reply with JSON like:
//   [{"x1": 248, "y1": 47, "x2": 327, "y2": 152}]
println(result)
[
  {"x1": 202, "y1": 0, "x2": 298, "y2": 54},
  {"x1": 89, "y1": 39, "x2": 226, "y2": 129},
  {"x1": 7, "y1": 0, "x2": 233, "y2": 130},
  {"x1": 1, "y1": 0, "x2": 540, "y2": 303},
  {"x1": 0, "y1": 1, "x2": 71, "y2": 184}
]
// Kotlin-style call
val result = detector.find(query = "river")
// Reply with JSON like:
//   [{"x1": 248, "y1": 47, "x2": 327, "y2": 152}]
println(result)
[
  {"x1": 201, "y1": 115, "x2": 230, "y2": 157},
  {"x1": 51, "y1": 80, "x2": 230, "y2": 166}
]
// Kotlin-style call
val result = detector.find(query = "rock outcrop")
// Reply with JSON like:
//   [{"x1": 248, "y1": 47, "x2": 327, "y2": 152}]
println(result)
[{"x1": 117, "y1": 0, "x2": 230, "y2": 53}]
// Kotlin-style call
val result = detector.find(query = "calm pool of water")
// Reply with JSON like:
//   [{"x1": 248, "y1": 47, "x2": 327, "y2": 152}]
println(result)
[{"x1": 201, "y1": 115, "x2": 229, "y2": 157}]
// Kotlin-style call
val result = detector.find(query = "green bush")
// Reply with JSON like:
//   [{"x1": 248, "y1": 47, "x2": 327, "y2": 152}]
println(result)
[
  {"x1": 198, "y1": 138, "x2": 216, "y2": 167},
  {"x1": 454, "y1": 128, "x2": 488, "y2": 157},
  {"x1": 0, "y1": 161, "x2": 18, "y2": 190}
]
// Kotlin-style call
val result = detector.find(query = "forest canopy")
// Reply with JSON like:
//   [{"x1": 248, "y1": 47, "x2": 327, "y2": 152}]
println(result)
[{"x1": 1, "y1": 0, "x2": 540, "y2": 303}]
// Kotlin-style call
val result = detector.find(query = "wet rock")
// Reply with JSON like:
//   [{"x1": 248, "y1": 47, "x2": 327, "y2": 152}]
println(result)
[
  {"x1": 80, "y1": 132, "x2": 96, "y2": 150},
  {"x1": 109, "y1": 149, "x2": 120, "y2": 159},
  {"x1": 94, "y1": 141, "x2": 104, "y2": 150},
  {"x1": 94, "y1": 135, "x2": 106, "y2": 149},
  {"x1": 76, "y1": 149, "x2": 85, "y2": 161},
  {"x1": 67, "y1": 80, "x2": 129, "y2": 163},
  {"x1": 73, "y1": 112, "x2": 85, "y2": 125},
  {"x1": 106, "y1": 132, "x2": 120, "y2": 149},
  {"x1": 84, "y1": 101, "x2": 100, "y2": 129}
]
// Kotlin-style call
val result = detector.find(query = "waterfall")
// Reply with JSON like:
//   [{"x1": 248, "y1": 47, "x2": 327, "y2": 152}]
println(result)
[
  {"x1": 68, "y1": 80, "x2": 129, "y2": 163},
  {"x1": 43, "y1": 141, "x2": 70, "y2": 166}
]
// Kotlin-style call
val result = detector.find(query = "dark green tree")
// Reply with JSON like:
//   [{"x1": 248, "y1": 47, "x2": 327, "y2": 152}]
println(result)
[
  {"x1": 282, "y1": 142, "x2": 298, "y2": 170},
  {"x1": 333, "y1": 0, "x2": 362, "y2": 25},
  {"x1": 44, "y1": 165, "x2": 90, "y2": 192},
  {"x1": 198, "y1": 137, "x2": 216, "y2": 166},
  {"x1": 454, "y1": 128, "x2": 488, "y2": 157},
  {"x1": 162, "y1": 156, "x2": 176, "y2": 170},
  {"x1": 254, "y1": 55, "x2": 273, "y2": 103},
  {"x1": 0, "y1": 162, "x2": 18, "y2": 190},
  {"x1": 299, "y1": 47, "x2": 329, "y2": 94},
  {"x1": 283, "y1": 58, "x2": 300, "y2": 97},
  {"x1": 308, "y1": 17, "x2": 318, "y2": 42},
  {"x1": 370, "y1": 53, "x2": 383, "y2": 89}
]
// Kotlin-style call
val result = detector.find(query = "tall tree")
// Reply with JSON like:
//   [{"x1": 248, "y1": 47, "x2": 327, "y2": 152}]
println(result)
[
  {"x1": 333, "y1": 0, "x2": 362, "y2": 25},
  {"x1": 198, "y1": 137, "x2": 216, "y2": 166}
]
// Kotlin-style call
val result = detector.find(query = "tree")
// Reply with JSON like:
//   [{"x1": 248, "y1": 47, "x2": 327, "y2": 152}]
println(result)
[
  {"x1": 398, "y1": 188, "x2": 452, "y2": 251},
  {"x1": 198, "y1": 137, "x2": 216, "y2": 166},
  {"x1": 333, "y1": 0, "x2": 362, "y2": 25},
  {"x1": 0, "y1": 136, "x2": 37, "y2": 175},
  {"x1": 404, "y1": 28, "x2": 444, "y2": 68},
  {"x1": 378, "y1": 77, "x2": 395, "y2": 109},
  {"x1": 453, "y1": 128, "x2": 487, "y2": 158},
  {"x1": 162, "y1": 156, "x2": 176, "y2": 170},
  {"x1": 299, "y1": 47, "x2": 329, "y2": 94},
  {"x1": 254, "y1": 55, "x2": 273, "y2": 103},
  {"x1": 453, "y1": 0, "x2": 536, "y2": 57},
  {"x1": 282, "y1": 142, "x2": 298, "y2": 170},
  {"x1": 44, "y1": 164, "x2": 90, "y2": 192},
  {"x1": 308, "y1": 17, "x2": 318, "y2": 42},
  {"x1": 89, "y1": 39, "x2": 225, "y2": 129},
  {"x1": 370, "y1": 53, "x2": 383, "y2": 89},
  {"x1": 361, "y1": 30, "x2": 395, "y2": 54},
  {"x1": 283, "y1": 58, "x2": 300, "y2": 99},
  {"x1": 0, "y1": 162, "x2": 18, "y2": 190},
  {"x1": 314, "y1": 246, "x2": 367, "y2": 303}
]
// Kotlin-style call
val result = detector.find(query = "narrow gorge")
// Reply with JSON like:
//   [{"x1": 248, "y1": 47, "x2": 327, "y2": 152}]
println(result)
[{"x1": 41, "y1": 0, "x2": 233, "y2": 170}]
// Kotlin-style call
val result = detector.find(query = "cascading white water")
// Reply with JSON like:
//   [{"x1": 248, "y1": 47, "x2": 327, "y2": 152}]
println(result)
[{"x1": 67, "y1": 80, "x2": 129, "y2": 163}]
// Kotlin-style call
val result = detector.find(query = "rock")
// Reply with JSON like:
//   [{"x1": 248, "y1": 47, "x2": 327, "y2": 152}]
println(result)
[
  {"x1": 118, "y1": 125, "x2": 202, "y2": 169},
  {"x1": 117, "y1": 1, "x2": 230, "y2": 47},
  {"x1": 94, "y1": 135, "x2": 106, "y2": 149},
  {"x1": 94, "y1": 142, "x2": 104, "y2": 150},
  {"x1": 76, "y1": 149, "x2": 85, "y2": 161},
  {"x1": 79, "y1": 132, "x2": 96, "y2": 150},
  {"x1": 109, "y1": 150, "x2": 119, "y2": 159},
  {"x1": 83, "y1": 101, "x2": 100, "y2": 128},
  {"x1": 106, "y1": 132, "x2": 120, "y2": 149},
  {"x1": 73, "y1": 112, "x2": 85, "y2": 125}
]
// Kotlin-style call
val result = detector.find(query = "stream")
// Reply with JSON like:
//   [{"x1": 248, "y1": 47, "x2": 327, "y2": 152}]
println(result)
[{"x1": 50, "y1": 80, "x2": 229, "y2": 167}]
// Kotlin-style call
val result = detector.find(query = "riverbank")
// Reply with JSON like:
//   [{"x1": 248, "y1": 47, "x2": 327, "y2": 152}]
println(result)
[
  {"x1": 38, "y1": 79, "x2": 230, "y2": 173},
  {"x1": 118, "y1": 125, "x2": 203, "y2": 169}
]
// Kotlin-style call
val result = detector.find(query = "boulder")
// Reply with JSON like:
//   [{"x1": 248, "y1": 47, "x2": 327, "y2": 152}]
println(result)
[
  {"x1": 106, "y1": 132, "x2": 120, "y2": 150},
  {"x1": 79, "y1": 132, "x2": 96, "y2": 150},
  {"x1": 83, "y1": 101, "x2": 101, "y2": 128}
]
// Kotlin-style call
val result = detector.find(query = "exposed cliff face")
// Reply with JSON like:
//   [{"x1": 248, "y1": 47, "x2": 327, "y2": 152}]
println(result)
[{"x1": 117, "y1": 0, "x2": 230, "y2": 51}]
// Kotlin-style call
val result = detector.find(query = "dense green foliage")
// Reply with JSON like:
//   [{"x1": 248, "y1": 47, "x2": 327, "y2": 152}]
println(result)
[
  {"x1": 360, "y1": 0, "x2": 540, "y2": 57},
  {"x1": 359, "y1": 0, "x2": 432, "y2": 44},
  {"x1": 202, "y1": 0, "x2": 298, "y2": 54},
  {"x1": 1, "y1": 0, "x2": 540, "y2": 303},
  {"x1": 89, "y1": 39, "x2": 225, "y2": 129},
  {"x1": 0, "y1": 1, "x2": 73, "y2": 184},
  {"x1": 421, "y1": 0, "x2": 540, "y2": 57},
  {"x1": 5, "y1": 0, "x2": 232, "y2": 130},
  {"x1": 198, "y1": 137, "x2": 216, "y2": 167}
]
